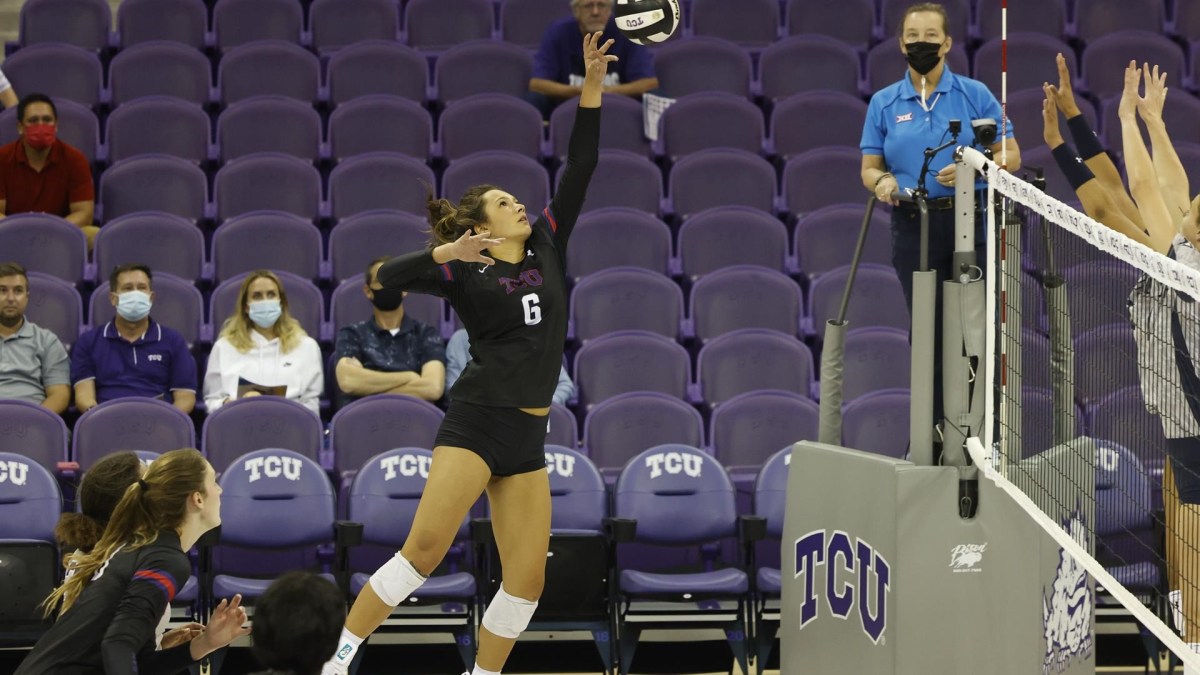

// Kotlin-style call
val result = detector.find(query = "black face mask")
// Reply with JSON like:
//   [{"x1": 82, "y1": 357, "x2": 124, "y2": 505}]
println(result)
[
  {"x1": 370, "y1": 287, "x2": 404, "y2": 311},
  {"x1": 904, "y1": 41, "x2": 943, "y2": 76}
]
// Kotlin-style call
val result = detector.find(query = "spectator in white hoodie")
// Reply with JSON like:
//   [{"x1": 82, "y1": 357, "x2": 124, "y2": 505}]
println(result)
[{"x1": 204, "y1": 270, "x2": 323, "y2": 415}]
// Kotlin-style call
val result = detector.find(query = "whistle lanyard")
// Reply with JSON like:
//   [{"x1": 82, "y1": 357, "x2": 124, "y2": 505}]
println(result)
[{"x1": 918, "y1": 76, "x2": 941, "y2": 114}]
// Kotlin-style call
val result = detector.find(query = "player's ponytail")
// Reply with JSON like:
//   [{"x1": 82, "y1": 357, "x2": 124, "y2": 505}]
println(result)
[{"x1": 427, "y1": 183, "x2": 501, "y2": 247}]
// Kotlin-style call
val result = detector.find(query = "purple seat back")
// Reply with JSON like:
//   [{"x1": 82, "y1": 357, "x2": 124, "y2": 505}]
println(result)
[
  {"x1": 1017, "y1": 145, "x2": 1076, "y2": 203},
  {"x1": 842, "y1": 328, "x2": 911, "y2": 402},
  {"x1": 1075, "y1": 0, "x2": 1164, "y2": 44},
  {"x1": 218, "y1": 39, "x2": 320, "y2": 104},
  {"x1": 583, "y1": 392, "x2": 704, "y2": 473},
  {"x1": 330, "y1": 274, "x2": 445, "y2": 336},
  {"x1": 217, "y1": 449, "x2": 334, "y2": 547},
  {"x1": 91, "y1": 272, "x2": 205, "y2": 346},
  {"x1": 550, "y1": 94, "x2": 651, "y2": 159},
  {"x1": 3, "y1": 43, "x2": 102, "y2": 107},
  {"x1": 109, "y1": 41, "x2": 212, "y2": 106},
  {"x1": 329, "y1": 152, "x2": 436, "y2": 218},
  {"x1": 881, "y1": 0, "x2": 969, "y2": 40},
  {"x1": 973, "y1": 33, "x2": 1074, "y2": 94},
  {"x1": 548, "y1": 403, "x2": 577, "y2": 448},
  {"x1": 405, "y1": 0, "x2": 494, "y2": 51},
  {"x1": 760, "y1": 35, "x2": 860, "y2": 100},
  {"x1": 544, "y1": 445, "x2": 606, "y2": 530},
  {"x1": 783, "y1": 146, "x2": 869, "y2": 215},
  {"x1": 690, "y1": 265, "x2": 802, "y2": 342},
  {"x1": 0, "y1": 403, "x2": 69, "y2": 474},
  {"x1": 211, "y1": 270, "x2": 324, "y2": 345},
  {"x1": 566, "y1": 207, "x2": 671, "y2": 280},
  {"x1": 0, "y1": 452, "x2": 61, "y2": 540},
  {"x1": 786, "y1": 0, "x2": 872, "y2": 48},
  {"x1": 100, "y1": 155, "x2": 208, "y2": 223},
  {"x1": 0, "y1": 98, "x2": 100, "y2": 163},
  {"x1": 500, "y1": 0, "x2": 572, "y2": 48},
  {"x1": 573, "y1": 330, "x2": 691, "y2": 410},
  {"x1": 1089, "y1": 387, "x2": 1168, "y2": 470},
  {"x1": 329, "y1": 97, "x2": 433, "y2": 163},
  {"x1": 213, "y1": 0, "x2": 303, "y2": 52},
  {"x1": 807, "y1": 264, "x2": 910, "y2": 334},
  {"x1": 769, "y1": 91, "x2": 866, "y2": 160},
  {"x1": 24, "y1": 272, "x2": 81, "y2": 349},
  {"x1": 691, "y1": 0, "x2": 779, "y2": 47},
  {"x1": 214, "y1": 153, "x2": 322, "y2": 222},
  {"x1": 669, "y1": 149, "x2": 776, "y2": 219},
  {"x1": 201, "y1": 399, "x2": 323, "y2": 474},
  {"x1": 1094, "y1": 440, "x2": 1151, "y2": 536},
  {"x1": 118, "y1": 0, "x2": 207, "y2": 49},
  {"x1": 212, "y1": 211, "x2": 323, "y2": 283},
  {"x1": 653, "y1": 37, "x2": 752, "y2": 98},
  {"x1": 697, "y1": 329, "x2": 814, "y2": 406},
  {"x1": 1019, "y1": 387, "x2": 1085, "y2": 459},
  {"x1": 570, "y1": 267, "x2": 682, "y2": 342},
  {"x1": 1081, "y1": 31, "x2": 1184, "y2": 100},
  {"x1": 677, "y1": 206, "x2": 788, "y2": 278},
  {"x1": 557, "y1": 150, "x2": 661, "y2": 216},
  {"x1": 754, "y1": 448, "x2": 791, "y2": 537},
  {"x1": 350, "y1": 447, "x2": 468, "y2": 545},
  {"x1": 94, "y1": 212, "x2": 206, "y2": 282},
  {"x1": 1074, "y1": 323, "x2": 1140, "y2": 406},
  {"x1": 1063, "y1": 262, "x2": 1142, "y2": 335},
  {"x1": 435, "y1": 40, "x2": 534, "y2": 103},
  {"x1": 106, "y1": 96, "x2": 211, "y2": 165},
  {"x1": 329, "y1": 211, "x2": 431, "y2": 284},
  {"x1": 439, "y1": 94, "x2": 543, "y2": 161},
  {"x1": 20, "y1": 0, "x2": 110, "y2": 50},
  {"x1": 615, "y1": 445, "x2": 736, "y2": 545},
  {"x1": 309, "y1": 0, "x2": 400, "y2": 53},
  {"x1": 1103, "y1": 91, "x2": 1200, "y2": 150},
  {"x1": 331, "y1": 395, "x2": 445, "y2": 475},
  {"x1": 866, "y1": 39, "x2": 969, "y2": 92},
  {"x1": 0, "y1": 213, "x2": 88, "y2": 284},
  {"x1": 327, "y1": 40, "x2": 428, "y2": 105},
  {"x1": 442, "y1": 151, "x2": 549, "y2": 212},
  {"x1": 977, "y1": 0, "x2": 1065, "y2": 41},
  {"x1": 710, "y1": 390, "x2": 816, "y2": 469},
  {"x1": 661, "y1": 92, "x2": 763, "y2": 160},
  {"x1": 793, "y1": 203, "x2": 892, "y2": 279},
  {"x1": 72, "y1": 399, "x2": 196, "y2": 471},
  {"x1": 842, "y1": 389, "x2": 910, "y2": 459},
  {"x1": 217, "y1": 96, "x2": 322, "y2": 162}
]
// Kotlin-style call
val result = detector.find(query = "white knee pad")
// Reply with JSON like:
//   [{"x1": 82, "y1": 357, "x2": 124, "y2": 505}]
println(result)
[
  {"x1": 481, "y1": 584, "x2": 538, "y2": 639},
  {"x1": 368, "y1": 553, "x2": 427, "y2": 607}
]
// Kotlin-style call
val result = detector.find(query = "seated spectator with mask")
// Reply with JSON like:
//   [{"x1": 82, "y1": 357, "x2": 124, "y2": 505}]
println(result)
[
  {"x1": 71, "y1": 264, "x2": 196, "y2": 414},
  {"x1": 0, "y1": 94, "x2": 95, "y2": 245},
  {"x1": 334, "y1": 256, "x2": 445, "y2": 405},
  {"x1": 250, "y1": 571, "x2": 346, "y2": 675},
  {"x1": 0, "y1": 261, "x2": 70, "y2": 414}
]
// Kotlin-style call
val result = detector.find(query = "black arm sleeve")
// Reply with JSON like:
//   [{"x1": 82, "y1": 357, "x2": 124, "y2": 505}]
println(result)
[
  {"x1": 545, "y1": 105, "x2": 601, "y2": 250},
  {"x1": 100, "y1": 551, "x2": 192, "y2": 675},
  {"x1": 377, "y1": 249, "x2": 454, "y2": 298}
]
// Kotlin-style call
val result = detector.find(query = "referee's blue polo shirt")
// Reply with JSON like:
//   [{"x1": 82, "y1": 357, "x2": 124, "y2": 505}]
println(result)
[
  {"x1": 69, "y1": 319, "x2": 196, "y2": 404},
  {"x1": 861, "y1": 64, "x2": 1013, "y2": 199}
]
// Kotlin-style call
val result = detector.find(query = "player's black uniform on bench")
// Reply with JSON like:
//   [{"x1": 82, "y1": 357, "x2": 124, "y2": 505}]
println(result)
[{"x1": 15, "y1": 531, "x2": 194, "y2": 675}]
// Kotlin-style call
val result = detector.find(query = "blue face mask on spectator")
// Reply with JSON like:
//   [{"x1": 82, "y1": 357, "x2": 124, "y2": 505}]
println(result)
[
  {"x1": 248, "y1": 300, "x2": 282, "y2": 329},
  {"x1": 116, "y1": 290, "x2": 152, "y2": 322}
]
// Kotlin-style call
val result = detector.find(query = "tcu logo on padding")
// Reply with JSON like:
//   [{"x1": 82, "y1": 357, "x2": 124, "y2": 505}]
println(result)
[
  {"x1": 0, "y1": 460, "x2": 30, "y2": 486},
  {"x1": 794, "y1": 529, "x2": 891, "y2": 644},
  {"x1": 381, "y1": 453, "x2": 431, "y2": 480},
  {"x1": 544, "y1": 451, "x2": 576, "y2": 478},
  {"x1": 644, "y1": 451, "x2": 702, "y2": 479},
  {"x1": 244, "y1": 455, "x2": 302, "y2": 482}
]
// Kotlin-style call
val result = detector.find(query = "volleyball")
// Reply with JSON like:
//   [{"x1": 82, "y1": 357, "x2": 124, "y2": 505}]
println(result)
[{"x1": 613, "y1": 0, "x2": 681, "y2": 45}]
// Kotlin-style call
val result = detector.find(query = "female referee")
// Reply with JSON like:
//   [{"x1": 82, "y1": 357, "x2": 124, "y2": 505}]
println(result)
[{"x1": 322, "y1": 31, "x2": 613, "y2": 675}]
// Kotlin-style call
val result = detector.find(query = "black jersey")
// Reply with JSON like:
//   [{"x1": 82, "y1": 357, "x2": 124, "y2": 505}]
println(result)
[
  {"x1": 379, "y1": 106, "x2": 600, "y2": 408},
  {"x1": 15, "y1": 530, "x2": 196, "y2": 675}
]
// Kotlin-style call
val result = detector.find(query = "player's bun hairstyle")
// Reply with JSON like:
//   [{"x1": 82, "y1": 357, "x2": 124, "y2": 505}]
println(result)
[
  {"x1": 427, "y1": 183, "x2": 502, "y2": 247},
  {"x1": 54, "y1": 452, "x2": 143, "y2": 555},
  {"x1": 43, "y1": 448, "x2": 210, "y2": 617}
]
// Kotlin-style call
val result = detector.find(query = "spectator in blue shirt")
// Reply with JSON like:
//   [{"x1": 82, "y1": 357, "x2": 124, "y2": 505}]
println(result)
[
  {"x1": 70, "y1": 264, "x2": 197, "y2": 414},
  {"x1": 334, "y1": 256, "x2": 446, "y2": 404},
  {"x1": 444, "y1": 328, "x2": 575, "y2": 407},
  {"x1": 528, "y1": 0, "x2": 658, "y2": 117}
]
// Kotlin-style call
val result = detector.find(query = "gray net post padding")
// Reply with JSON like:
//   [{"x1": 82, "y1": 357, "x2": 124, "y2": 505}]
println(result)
[
  {"x1": 909, "y1": 270, "x2": 936, "y2": 467},
  {"x1": 940, "y1": 278, "x2": 987, "y2": 468},
  {"x1": 1042, "y1": 278, "x2": 1077, "y2": 446},
  {"x1": 818, "y1": 320, "x2": 846, "y2": 446}
]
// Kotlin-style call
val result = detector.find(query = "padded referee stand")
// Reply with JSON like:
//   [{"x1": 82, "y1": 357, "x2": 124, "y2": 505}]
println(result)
[{"x1": 0, "y1": 452, "x2": 61, "y2": 645}]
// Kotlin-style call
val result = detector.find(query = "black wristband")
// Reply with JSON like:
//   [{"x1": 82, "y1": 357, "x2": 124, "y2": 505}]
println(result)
[
  {"x1": 1066, "y1": 114, "x2": 1105, "y2": 161},
  {"x1": 1050, "y1": 143, "x2": 1096, "y2": 192}
]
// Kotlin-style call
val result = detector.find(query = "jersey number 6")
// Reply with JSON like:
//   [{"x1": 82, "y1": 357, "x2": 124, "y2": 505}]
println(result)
[{"x1": 521, "y1": 293, "x2": 542, "y2": 326}]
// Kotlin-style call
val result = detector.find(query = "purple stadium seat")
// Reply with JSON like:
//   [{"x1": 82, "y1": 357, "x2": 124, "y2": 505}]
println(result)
[
  {"x1": 1020, "y1": 328, "x2": 1054, "y2": 392},
  {"x1": 19, "y1": 0, "x2": 110, "y2": 51},
  {"x1": 549, "y1": 94, "x2": 651, "y2": 159},
  {"x1": 0, "y1": 98, "x2": 100, "y2": 164},
  {"x1": 669, "y1": 149, "x2": 776, "y2": 219},
  {"x1": 213, "y1": 0, "x2": 303, "y2": 52},
  {"x1": 1093, "y1": 440, "x2": 1159, "y2": 593},
  {"x1": 0, "y1": 449, "x2": 60, "y2": 635},
  {"x1": 500, "y1": 0, "x2": 571, "y2": 48},
  {"x1": 793, "y1": 203, "x2": 892, "y2": 280},
  {"x1": 1089, "y1": 387, "x2": 1168, "y2": 470},
  {"x1": 405, "y1": 0, "x2": 494, "y2": 51},
  {"x1": 331, "y1": 396, "x2": 445, "y2": 476},
  {"x1": 866, "y1": 39, "x2": 969, "y2": 93},
  {"x1": 842, "y1": 389, "x2": 910, "y2": 459},
  {"x1": 977, "y1": 0, "x2": 1066, "y2": 41},
  {"x1": 0, "y1": 214, "x2": 88, "y2": 284},
  {"x1": 1081, "y1": 31, "x2": 1184, "y2": 100},
  {"x1": 565, "y1": 207, "x2": 672, "y2": 281},
  {"x1": 434, "y1": 40, "x2": 534, "y2": 103},
  {"x1": 1004, "y1": 88, "x2": 1097, "y2": 160},
  {"x1": 94, "y1": 213, "x2": 205, "y2": 283},
  {"x1": 543, "y1": 445, "x2": 607, "y2": 530},
  {"x1": 108, "y1": 41, "x2": 212, "y2": 107},
  {"x1": 548, "y1": 403, "x2": 577, "y2": 448},
  {"x1": 569, "y1": 267, "x2": 683, "y2": 342},
  {"x1": 691, "y1": 0, "x2": 779, "y2": 48},
  {"x1": 711, "y1": 390, "x2": 817, "y2": 470},
  {"x1": 106, "y1": 97, "x2": 210, "y2": 165},
  {"x1": 0, "y1": 404, "x2": 69, "y2": 473},
  {"x1": 442, "y1": 151, "x2": 549, "y2": 211},
  {"x1": 438, "y1": 94, "x2": 543, "y2": 161},
  {"x1": 1018, "y1": 145, "x2": 1078, "y2": 203},
  {"x1": 72, "y1": 399, "x2": 196, "y2": 471},
  {"x1": 1074, "y1": 323, "x2": 1140, "y2": 407},
  {"x1": 99, "y1": 154, "x2": 208, "y2": 224},
  {"x1": 786, "y1": 0, "x2": 873, "y2": 48},
  {"x1": 1179, "y1": 4, "x2": 1200, "y2": 49},
  {"x1": 556, "y1": 150, "x2": 661, "y2": 216},
  {"x1": 769, "y1": 91, "x2": 867, "y2": 160},
  {"x1": 309, "y1": 0, "x2": 400, "y2": 53},
  {"x1": 677, "y1": 206, "x2": 789, "y2": 278},
  {"x1": 201, "y1": 400, "x2": 322, "y2": 474},
  {"x1": 573, "y1": 330, "x2": 691, "y2": 410},
  {"x1": 330, "y1": 273, "x2": 446, "y2": 337},
  {"x1": 1017, "y1": 387, "x2": 1083, "y2": 459},
  {"x1": 91, "y1": 272, "x2": 205, "y2": 347},
  {"x1": 211, "y1": 212, "x2": 323, "y2": 284},
  {"x1": 753, "y1": 445, "x2": 791, "y2": 578},
  {"x1": 218, "y1": 40, "x2": 320, "y2": 105},
  {"x1": 217, "y1": 96, "x2": 321, "y2": 163},
  {"x1": 696, "y1": 329, "x2": 814, "y2": 406},
  {"x1": 759, "y1": 35, "x2": 860, "y2": 101},
  {"x1": 782, "y1": 146, "x2": 875, "y2": 216},
  {"x1": 653, "y1": 36, "x2": 752, "y2": 98},
  {"x1": 841, "y1": 327, "x2": 912, "y2": 402},
  {"x1": 1103, "y1": 92, "x2": 1200, "y2": 151},
  {"x1": 1174, "y1": 142, "x2": 1200, "y2": 182},
  {"x1": 24, "y1": 272, "x2": 82, "y2": 349},
  {"x1": 326, "y1": 40, "x2": 429, "y2": 106},
  {"x1": 117, "y1": 0, "x2": 207, "y2": 49},
  {"x1": 582, "y1": 392, "x2": 704, "y2": 475},
  {"x1": 211, "y1": 270, "x2": 325, "y2": 343},
  {"x1": 330, "y1": 154, "x2": 436, "y2": 220},
  {"x1": 1075, "y1": 0, "x2": 1165, "y2": 44},
  {"x1": 213, "y1": 153, "x2": 322, "y2": 222},
  {"x1": 689, "y1": 266, "x2": 802, "y2": 342},
  {"x1": 329, "y1": 211, "x2": 431, "y2": 284},
  {"x1": 328, "y1": 97, "x2": 433, "y2": 163},
  {"x1": 881, "y1": 0, "x2": 969, "y2": 41},
  {"x1": 660, "y1": 92, "x2": 764, "y2": 160},
  {"x1": 1063, "y1": 262, "x2": 1141, "y2": 335},
  {"x1": 2, "y1": 44, "x2": 102, "y2": 108},
  {"x1": 973, "y1": 33, "x2": 1075, "y2": 95},
  {"x1": 807, "y1": 264, "x2": 910, "y2": 334}
]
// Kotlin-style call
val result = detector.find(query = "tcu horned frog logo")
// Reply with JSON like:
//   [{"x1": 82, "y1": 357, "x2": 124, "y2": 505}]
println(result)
[{"x1": 1042, "y1": 511, "x2": 1093, "y2": 674}]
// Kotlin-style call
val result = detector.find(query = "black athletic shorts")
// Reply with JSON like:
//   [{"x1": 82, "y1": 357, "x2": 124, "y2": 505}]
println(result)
[
  {"x1": 1166, "y1": 437, "x2": 1200, "y2": 504},
  {"x1": 434, "y1": 400, "x2": 549, "y2": 476}
]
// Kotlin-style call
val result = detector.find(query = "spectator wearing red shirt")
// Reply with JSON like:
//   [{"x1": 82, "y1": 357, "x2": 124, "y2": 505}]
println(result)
[{"x1": 0, "y1": 94, "x2": 95, "y2": 246}]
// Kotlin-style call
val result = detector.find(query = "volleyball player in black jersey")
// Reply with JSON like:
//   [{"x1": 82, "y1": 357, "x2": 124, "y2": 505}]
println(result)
[
  {"x1": 323, "y1": 32, "x2": 614, "y2": 675},
  {"x1": 16, "y1": 448, "x2": 249, "y2": 675}
]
